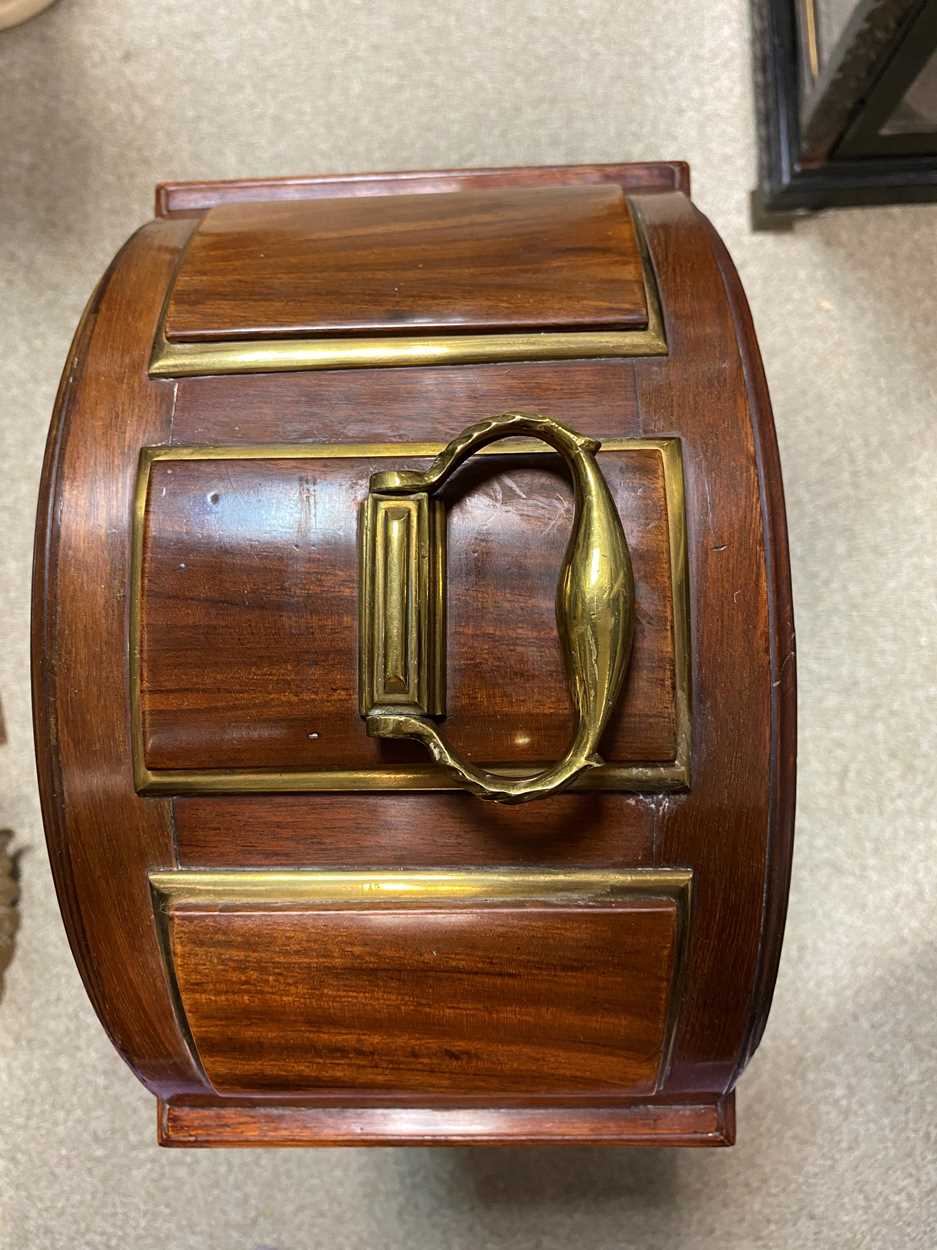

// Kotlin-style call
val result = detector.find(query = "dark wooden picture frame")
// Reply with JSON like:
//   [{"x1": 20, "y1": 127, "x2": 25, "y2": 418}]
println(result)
[{"x1": 752, "y1": 0, "x2": 937, "y2": 224}]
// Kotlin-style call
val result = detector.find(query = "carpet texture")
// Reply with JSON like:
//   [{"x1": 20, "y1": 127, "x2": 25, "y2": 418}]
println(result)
[{"x1": 2, "y1": 1, "x2": 936, "y2": 1246}]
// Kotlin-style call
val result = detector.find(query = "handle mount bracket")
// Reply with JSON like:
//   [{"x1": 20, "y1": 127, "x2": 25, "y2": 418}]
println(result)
[{"x1": 359, "y1": 412, "x2": 635, "y2": 804}]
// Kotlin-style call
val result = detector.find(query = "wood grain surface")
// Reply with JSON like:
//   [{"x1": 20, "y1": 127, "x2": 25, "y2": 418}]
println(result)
[
  {"x1": 139, "y1": 447, "x2": 677, "y2": 772},
  {"x1": 633, "y1": 192, "x2": 795, "y2": 1094},
  {"x1": 31, "y1": 218, "x2": 206, "y2": 1098},
  {"x1": 155, "y1": 159, "x2": 691, "y2": 219},
  {"x1": 169, "y1": 901, "x2": 677, "y2": 1097},
  {"x1": 704, "y1": 218, "x2": 797, "y2": 1077},
  {"x1": 170, "y1": 357, "x2": 641, "y2": 444},
  {"x1": 173, "y1": 790, "x2": 655, "y2": 868},
  {"x1": 34, "y1": 164, "x2": 794, "y2": 1147},
  {"x1": 163, "y1": 186, "x2": 648, "y2": 342},
  {"x1": 158, "y1": 1092, "x2": 735, "y2": 1147}
]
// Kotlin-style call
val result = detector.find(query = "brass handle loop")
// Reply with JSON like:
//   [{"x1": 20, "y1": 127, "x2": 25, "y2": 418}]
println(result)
[{"x1": 363, "y1": 412, "x2": 635, "y2": 804}]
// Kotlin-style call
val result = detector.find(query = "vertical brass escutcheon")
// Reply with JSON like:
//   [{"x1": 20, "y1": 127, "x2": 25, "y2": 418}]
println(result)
[
  {"x1": 358, "y1": 493, "x2": 446, "y2": 719},
  {"x1": 358, "y1": 412, "x2": 634, "y2": 804}
]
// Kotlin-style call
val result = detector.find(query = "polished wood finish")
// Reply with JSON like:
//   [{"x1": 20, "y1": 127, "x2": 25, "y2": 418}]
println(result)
[
  {"x1": 168, "y1": 900, "x2": 677, "y2": 1097},
  {"x1": 707, "y1": 221, "x2": 797, "y2": 1070},
  {"x1": 170, "y1": 357, "x2": 641, "y2": 444},
  {"x1": 31, "y1": 220, "x2": 204, "y2": 1098},
  {"x1": 173, "y1": 792, "x2": 654, "y2": 868},
  {"x1": 34, "y1": 162, "x2": 795, "y2": 1148},
  {"x1": 633, "y1": 192, "x2": 795, "y2": 1092},
  {"x1": 164, "y1": 186, "x2": 648, "y2": 343},
  {"x1": 139, "y1": 447, "x2": 677, "y2": 772},
  {"x1": 155, "y1": 160, "x2": 691, "y2": 218},
  {"x1": 159, "y1": 1091, "x2": 735, "y2": 1147}
]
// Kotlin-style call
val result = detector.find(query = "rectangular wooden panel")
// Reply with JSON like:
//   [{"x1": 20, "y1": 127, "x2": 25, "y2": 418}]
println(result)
[
  {"x1": 162, "y1": 885, "x2": 681, "y2": 1097},
  {"x1": 163, "y1": 186, "x2": 648, "y2": 342},
  {"x1": 138, "y1": 445, "x2": 678, "y2": 774}
]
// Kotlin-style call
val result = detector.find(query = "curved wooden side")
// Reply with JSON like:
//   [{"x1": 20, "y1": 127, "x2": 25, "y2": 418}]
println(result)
[
  {"x1": 701, "y1": 218, "x2": 797, "y2": 1076},
  {"x1": 633, "y1": 191, "x2": 794, "y2": 1095},
  {"x1": 31, "y1": 218, "x2": 208, "y2": 1099}
]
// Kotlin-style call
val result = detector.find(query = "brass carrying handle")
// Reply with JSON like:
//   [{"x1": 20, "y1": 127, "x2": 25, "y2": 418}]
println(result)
[{"x1": 362, "y1": 412, "x2": 635, "y2": 804}]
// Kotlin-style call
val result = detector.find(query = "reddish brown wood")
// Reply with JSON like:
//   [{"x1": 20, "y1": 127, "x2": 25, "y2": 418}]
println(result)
[
  {"x1": 169, "y1": 901, "x2": 677, "y2": 1097},
  {"x1": 158, "y1": 1093, "x2": 734, "y2": 1147},
  {"x1": 139, "y1": 448, "x2": 677, "y2": 772},
  {"x1": 155, "y1": 160, "x2": 691, "y2": 219},
  {"x1": 164, "y1": 186, "x2": 648, "y2": 343},
  {"x1": 174, "y1": 792, "x2": 654, "y2": 868},
  {"x1": 31, "y1": 219, "x2": 207, "y2": 1099},
  {"x1": 632, "y1": 193, "x2": 795, "y2": 1094},
  {"x1": 170, "y1": 358, "x2": 641, "y2": 445},
  {"x1": 34, "y1": 163, "x2": 794, "y2": 1149},
  {"x1": 704, "y1": 221, "x2": 797, "y2": 1075}
]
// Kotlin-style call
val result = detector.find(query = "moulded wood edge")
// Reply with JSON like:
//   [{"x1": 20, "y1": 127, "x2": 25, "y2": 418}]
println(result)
[
  {"x1": 157, "y1": 1092, "x2": 735, "y2": 1148},
  {"x1": 690, "y1": 204, "x2": 797, "y2": 1078},
  {"x1": 154, "y1": 162, "x2": 692, "y2": 218}
]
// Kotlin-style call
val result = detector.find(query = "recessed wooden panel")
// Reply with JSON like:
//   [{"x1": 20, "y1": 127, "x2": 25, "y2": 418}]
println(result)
[
  {"x1": 163, "y1": 186, "x2": 648, "y2": 342},
  {"x1": 167, "y1": 900, "x2": 679, "y2": 1097},
  {"x1": 138, "y1": 447, "x2": 677, "y2": 773}
]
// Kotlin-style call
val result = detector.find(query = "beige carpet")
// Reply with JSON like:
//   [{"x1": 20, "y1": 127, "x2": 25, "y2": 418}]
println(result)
[{"x1": 2, "y1": 1, "x2": 936, "y2": 1246}]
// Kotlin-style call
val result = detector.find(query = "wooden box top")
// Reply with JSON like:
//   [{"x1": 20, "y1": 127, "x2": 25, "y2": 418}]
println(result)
[{"x1": 162, "y1": 184, "x2": 649, "y2": 343}]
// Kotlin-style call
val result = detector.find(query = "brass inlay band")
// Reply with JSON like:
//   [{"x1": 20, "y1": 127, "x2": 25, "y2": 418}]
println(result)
[
  {"x1": 147, "y1": 203, "x2": 666, "y2": 376},
  {"x1": 150, "y1": 866, "x2": 691, "y2": 907},
  {"x1": 362, "y1": 413, "x2": 635, "y2": 804},
  {"x1": 130, "y1": 437, "x2": 690, "y2": 795},
  {"x1": 149, "y1": 329, "x2": 668, "y2": 377},
  {"x1": 149, "y1": 866, "x2": 693, "y2": 1092}
]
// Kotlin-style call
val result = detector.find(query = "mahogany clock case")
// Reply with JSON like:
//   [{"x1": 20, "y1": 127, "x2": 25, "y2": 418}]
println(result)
[{"x1": 32, "y1": 161, "x2": 796, "y2": 1147}]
